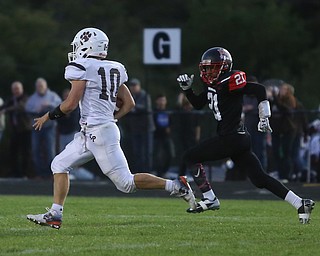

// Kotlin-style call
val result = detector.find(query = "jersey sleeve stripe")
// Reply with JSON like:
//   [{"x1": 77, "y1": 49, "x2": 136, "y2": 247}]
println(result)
[
  {"x1": 216, "y1": 76, "x2": 230, "y2": 85},
  {"x1": 68, "y1": 62, "x2": 86, "y2": 71}
]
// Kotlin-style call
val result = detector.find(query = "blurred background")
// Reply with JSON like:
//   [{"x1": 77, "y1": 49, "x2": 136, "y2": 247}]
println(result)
[
  {"x1": 0, "y1": 0, "x2": 319, "y2": 107},
  {"x1": 0, "y1": 0, "x2": 319, "y2": 182}
]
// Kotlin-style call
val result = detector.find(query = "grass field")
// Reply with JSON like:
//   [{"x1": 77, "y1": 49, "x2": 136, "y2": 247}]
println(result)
[{"x1": 0, "y1": 195, "x2": 318, "y2": 256}]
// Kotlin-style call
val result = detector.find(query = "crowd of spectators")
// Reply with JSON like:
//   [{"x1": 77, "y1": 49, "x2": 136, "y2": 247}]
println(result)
[{"x1": 0, "y1": 77, "x2": 319, "y2": 182}]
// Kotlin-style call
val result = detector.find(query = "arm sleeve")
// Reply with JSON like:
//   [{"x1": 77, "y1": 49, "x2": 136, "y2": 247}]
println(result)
[
  {"x1": 185, "y1": 89, "x2": 208, "y2": 110},
  {"x1": 243, "y1": 82, "x2": 267, "y2": 103}
]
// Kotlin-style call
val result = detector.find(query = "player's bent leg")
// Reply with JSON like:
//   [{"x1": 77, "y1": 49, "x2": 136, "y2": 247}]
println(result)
[
  {"x1": 91, "y1": 123, "x2": 197, "y2": 209},
  {"x1": 52, "y1": 173, "x2": 70, "y2": 206},
  {"x1": 133, "y1": 173, "x2": 197, "y2": 210},
  {"x1": 111, "y1": 170, "x2": 136, "y2": 193},
  {"x1": 134, "y1": 173, "x2": 166, "y2": 190},
  {"x1": 234, "y1": 152, "x2": 289, "y2": 199},
  {"x1": 51, "y1": 133, "x2": 94, "y2": 205},
  {"x1": 97, "y1": 150, "x2": 136, "y2": 193},
  {"x1": 51, "y1": 132, "x2": 94, "y2": 175},
  {"x1": 27, "y1": 132, "x2": 94, "y2": 229},
  {"x1": 234, "y1": 152, "x2": 316, "y2": 224}
]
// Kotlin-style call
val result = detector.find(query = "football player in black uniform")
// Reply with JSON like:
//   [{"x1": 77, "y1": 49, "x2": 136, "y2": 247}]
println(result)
[{"x1": 177, "y1": 47, "x2": 315, "y2": 224}]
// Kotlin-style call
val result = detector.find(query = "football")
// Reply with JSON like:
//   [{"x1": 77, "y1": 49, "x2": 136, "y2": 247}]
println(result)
[{"x1": 115, "y1": 97, "x2": 123, "y2": 111}]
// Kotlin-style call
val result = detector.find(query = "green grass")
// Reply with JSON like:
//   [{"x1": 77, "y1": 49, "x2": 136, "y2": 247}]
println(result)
[{"x1": 0, "y1": 196, "x2": 319, "y2": 256}]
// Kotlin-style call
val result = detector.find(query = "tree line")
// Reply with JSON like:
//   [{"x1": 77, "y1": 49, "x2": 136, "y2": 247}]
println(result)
[{"x1": 0, "y1": 0, "x2": 319, "y2": 108}]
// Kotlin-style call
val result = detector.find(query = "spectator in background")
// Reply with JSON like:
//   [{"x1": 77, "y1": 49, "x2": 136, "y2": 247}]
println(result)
[
  {"x1": 265, "y1": 84, "x2": 279, "y2": 173},
  {"x1": 290, "y1": 86, "x2": 308, "y2": 180},
  {"x1": 0, "y1": 97, "x2": 5, "y2": 142},
  {"x1": 176, "y1": 93, "x2": 201, "y2": 176},
  {"x1": 309, "y1": 119, "x2": 320, "y2": 182},
  {"x1": 126, "y1": 78, "x2": 155, "y2": 173},
  {"x1": 270, "y1": 83, "x2": 297, "y2": 182},
  {"x1": 242, "y1": 76, "x2": 267, "y2": 169},
  {"x1": 0, "y1": 81, "x2": 33, "y2": 178},
  {"x1": 57, "y1": 88, "x2": 80, "y2": 152},
  {"x1": 25, "y1": 77, "x2": 61, "y2": 179},
  {"x1": 153, "y1": 93, "x2": 175, "y2": 177}
]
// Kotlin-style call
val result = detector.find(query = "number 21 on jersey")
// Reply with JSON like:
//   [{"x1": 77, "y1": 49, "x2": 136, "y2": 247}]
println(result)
[{"x1": 207, "y1": 87, "x2": 222, "y2": 121}]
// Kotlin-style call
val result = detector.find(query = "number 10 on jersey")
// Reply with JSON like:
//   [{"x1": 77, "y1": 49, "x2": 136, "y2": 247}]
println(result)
[{"x1": 98, "y1": 67, "x2": 120, "y2": 102}]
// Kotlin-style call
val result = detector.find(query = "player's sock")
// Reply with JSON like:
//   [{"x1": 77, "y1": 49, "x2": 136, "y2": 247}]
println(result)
[
  {"x1": 51, "y1": 203, "x2": 63, "y2": 215},
  {"x1": 190, "y1": 163, "x2": 217, "y2": 200},
  {"x1": 285, "y1": 190, "x2": 302, "y2": 209},
  {"x1": 203, "y1": 190, "x2": 216, "y2": 201},
  {"x1": 191, "y1": 163, "x2": 214, "y2": 198}
]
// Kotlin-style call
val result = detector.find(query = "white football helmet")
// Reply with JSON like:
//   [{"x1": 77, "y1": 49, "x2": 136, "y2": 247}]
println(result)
[{"x1": 68, "y1": 27, "x2": 109, "y2": 62}]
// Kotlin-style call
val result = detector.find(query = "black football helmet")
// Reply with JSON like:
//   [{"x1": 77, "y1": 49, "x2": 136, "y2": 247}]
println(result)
[{"x1": 199, "y1": 47, "x2": 233, "y2": 84}]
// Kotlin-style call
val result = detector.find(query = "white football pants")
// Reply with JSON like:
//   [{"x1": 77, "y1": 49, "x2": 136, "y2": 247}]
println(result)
[{"x1": 51, "y1": 122, "x2": 136, "y2": 193}]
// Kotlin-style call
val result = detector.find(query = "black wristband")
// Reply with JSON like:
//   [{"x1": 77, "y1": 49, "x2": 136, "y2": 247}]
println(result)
[{"x1": 48, "y1": 105, "x2": 66, "y2": 120}]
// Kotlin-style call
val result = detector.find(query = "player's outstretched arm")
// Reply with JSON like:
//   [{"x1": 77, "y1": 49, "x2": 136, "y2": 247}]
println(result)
[
  {"x1": 33, "y1": 80, "x2": 86, "y2": 131},
  {"x1": 243, "y1": 82, "x2": 272, "y2": 133}
]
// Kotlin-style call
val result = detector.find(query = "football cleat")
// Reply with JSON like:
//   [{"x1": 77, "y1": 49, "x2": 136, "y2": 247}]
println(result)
[
  {"x1": 187, "y1": 197, "x2": 220, "y2": 213},
  {"x1": 298, "y1": 199, "x2": 315, "y2": 224},
  {"x1": 171, "y1": 176, "x2": 197, "y2": 210},
  {"x1": 27, "y1": 207, "x2": 62, "y2": 229}
]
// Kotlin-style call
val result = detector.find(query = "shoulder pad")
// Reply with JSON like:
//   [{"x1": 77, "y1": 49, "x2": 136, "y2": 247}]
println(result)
[
  {"x1": 67, "y1": 62, "x2": 86, "y2": 71},
  {"x1": 228, "y1": 71, "x2": 246, "y2": 91},
  {"x1": 65, "y1": 60, "x2": 87, "y2": 81}
]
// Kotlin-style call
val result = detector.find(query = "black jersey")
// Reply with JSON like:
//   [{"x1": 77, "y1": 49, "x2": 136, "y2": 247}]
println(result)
[{"x1": 185, "y1": 70, "x2": 267, "y2": 136}]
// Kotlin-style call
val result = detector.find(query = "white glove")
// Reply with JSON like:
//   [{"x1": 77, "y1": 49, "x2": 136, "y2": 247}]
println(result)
[
  {"x1": 177, "y1": 74, "x2": 194, "y2": 90},
  {"x1": 258, "y1": 118, "x2": 272, "y2": 132},
  {"x1": 257, "y1": 100, "x2": 272, "y2": 132}
]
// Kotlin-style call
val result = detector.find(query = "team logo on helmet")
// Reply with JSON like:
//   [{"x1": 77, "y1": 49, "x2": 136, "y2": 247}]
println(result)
[
  {"x1": 217, "y1": 48, "x2": 228, "y2": 61},
  {"x1": 80, "y1": 31, "x2": 92, "y2": 42}
]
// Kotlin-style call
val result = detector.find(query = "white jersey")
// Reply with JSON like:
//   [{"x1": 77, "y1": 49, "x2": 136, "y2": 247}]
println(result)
[
  {"x1": 54, "y1": 57, "x2": 135, "y2": 193},
  {"x1": 65, "y1": 58, "x2": 128, "y2": 126}
]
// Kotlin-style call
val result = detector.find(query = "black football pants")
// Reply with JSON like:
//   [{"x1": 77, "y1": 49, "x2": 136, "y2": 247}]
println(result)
[{"x1": 182, "y1": 132, "x2": 289, "y2": 199}]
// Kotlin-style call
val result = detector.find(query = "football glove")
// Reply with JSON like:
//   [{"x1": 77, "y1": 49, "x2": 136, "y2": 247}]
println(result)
[
  {"x1": 258, "y1": 118, "x2": 272, "y2": 132},
  {"x1": 257, "y1": 100, "x2": 272, "y2": 132},
  {"x1": 177, "y1": 74, "x2": 194, "y2": 91},
  {"x1": 258, "y1": 100, "x2": 271, "y2": 119}
]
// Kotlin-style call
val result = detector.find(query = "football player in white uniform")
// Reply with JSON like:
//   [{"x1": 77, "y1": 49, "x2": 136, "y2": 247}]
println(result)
[{"x1": 27, "y1": 28, "x2": 196, "y2": 229}]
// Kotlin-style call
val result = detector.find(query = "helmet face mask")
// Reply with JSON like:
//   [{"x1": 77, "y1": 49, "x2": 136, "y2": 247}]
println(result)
[
  {"x1": 199, "y1": 62, "x2": 225, "y2": 84},
  {"x1": 68, "y1": 28, "x2": 109, "y2": 62},
  {"x1": 199, "y1": 47, "x2": 233, "y2": 85}
]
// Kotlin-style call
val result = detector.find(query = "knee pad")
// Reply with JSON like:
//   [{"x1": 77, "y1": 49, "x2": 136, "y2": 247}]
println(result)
[
  {"x1": 51, "y1": 156, "x2": 71, "y2": 174},
  {"x1": 114, "y1": 174, "x2": 136, "y2": 194}
]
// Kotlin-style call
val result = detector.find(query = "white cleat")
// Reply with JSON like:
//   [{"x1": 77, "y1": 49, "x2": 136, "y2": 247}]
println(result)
[
  {"x1": 187, "y1": 197, "x2": 220, "y2": 213},
  {"x1": 298, "y1": 199, "x2": 315, "y2": 224},
  {"x1": 27, "y1": 207, "x2": 62, "y2": 229},
  {"x1": 171, "y1": 176, "x2": 197, "y2": 210}
]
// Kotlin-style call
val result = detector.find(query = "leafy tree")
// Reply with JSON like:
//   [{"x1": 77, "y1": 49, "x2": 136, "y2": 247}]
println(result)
[{"x1": 0, "y1": 0, "x2": 318, "y2": 108}]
